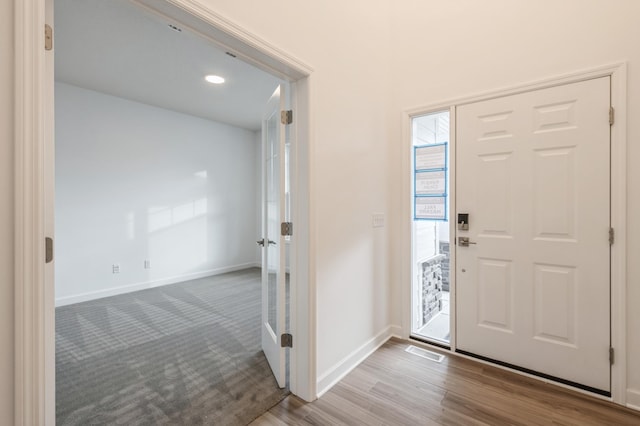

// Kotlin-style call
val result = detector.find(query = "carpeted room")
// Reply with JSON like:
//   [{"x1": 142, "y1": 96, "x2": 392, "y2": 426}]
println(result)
[
  {"x1": 55, "y1": 269, "x2": 288, "y2": 425},
  {"x1": 53, "y1": 0, "x2": 290, "y2": 423}
]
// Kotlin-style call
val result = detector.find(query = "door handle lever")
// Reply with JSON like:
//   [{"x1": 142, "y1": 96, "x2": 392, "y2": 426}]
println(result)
[
  {"x1": 256, "y1": 239, "x2": 265, "y2": 247},
  {"x1": 458, "y1": 236, "x2": 477, "y2": 247}
]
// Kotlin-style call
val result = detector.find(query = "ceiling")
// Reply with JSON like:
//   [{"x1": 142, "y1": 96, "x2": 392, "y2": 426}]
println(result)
[{"x1": 54, "y1": 0, "x2": 284, "y2": 131}]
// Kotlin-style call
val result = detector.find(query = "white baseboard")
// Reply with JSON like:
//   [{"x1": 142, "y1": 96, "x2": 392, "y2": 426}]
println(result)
[
  {"x1": 627, "y1": 389, "x2": 640, "y2": 411},
  {"x1": 316, "y1": 326, "x2": 394, "y2": 397},
  {"x1": 389, "y1": 325, "x2": 403, "y2": 339},
  {"x1": 55, "y1": 262, "x2": 260, "y2": 307}
]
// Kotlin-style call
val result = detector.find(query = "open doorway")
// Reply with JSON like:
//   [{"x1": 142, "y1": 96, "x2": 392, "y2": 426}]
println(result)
[
  {"x1": 16, "y1": 0, "x2": 315, "y2": 420},
  {"x1": 53, "y1": 0, "x2": 294, "y2": 423},
  {"x1": 410, "y1": 111, "x2": 451, "y2": 345}
]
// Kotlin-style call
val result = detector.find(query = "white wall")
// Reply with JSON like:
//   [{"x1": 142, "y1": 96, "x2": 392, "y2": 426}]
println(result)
[
  {"x1": 388, "y1": 0, "x2": 640, "y2": 406},
  {"x1": 55, "y1": 82, "x2": 260, "y2": 305},
  {"x1": 0, "y1": 0, "x2": 14, "y2": 423},
  {"x1": 192, "y1": 0, "x2": 394, "y2": 390}
]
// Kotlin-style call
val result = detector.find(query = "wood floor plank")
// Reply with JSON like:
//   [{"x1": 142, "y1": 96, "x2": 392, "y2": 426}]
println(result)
[
  {"x1": 362, "y1": 341, "x2": 636, "y2": 424},
  {"x1": 314, "y1": 392, "x2": 387, "y2": 426},
  {"x1": 250, "y1": 412, "x2": 289, "y2": 426},
  {"x1": 440, "y1": 390, "x2": 531, "y2": 426},
  {"x1": 251, "y1": 338, "x2": 640, "y2": 425},
  {"x1": 368, "y1": 356, "x2": 561, "y2": 424}
]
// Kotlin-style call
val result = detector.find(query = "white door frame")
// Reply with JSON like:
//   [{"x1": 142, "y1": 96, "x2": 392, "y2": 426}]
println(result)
[
  {"x1": 401, "y1": 63, "x2": 628, "y2": 405},
  {"x1": 14, "y1": 0, "x2": 317, "y2": 424}
]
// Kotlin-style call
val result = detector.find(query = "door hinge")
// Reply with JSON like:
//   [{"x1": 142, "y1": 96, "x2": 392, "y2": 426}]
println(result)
[
  {"x1": 609, "y1": 347, "x2": 615, "y2": 365},
  {"x1": 45, "y1": 24, "x2": 53, "y2": 51},
  {"x1": 609, "y1": 106, "x2": 615, "y2": 126},
  {"x1": 281, "y1": 333, "x2": 293, "y2": 348},
  {"x1": 281, "y1": 222, "x2": 293, "y2": 236},
  {"x1": 281, "y1": 110, "x2": 293, "y2": 125},
  {"x1": 45, "y1": 237, "x2": 54, "y2": 263},
  {"x1": 609, "y1": 227, "x2": 615, "y2": 245}
]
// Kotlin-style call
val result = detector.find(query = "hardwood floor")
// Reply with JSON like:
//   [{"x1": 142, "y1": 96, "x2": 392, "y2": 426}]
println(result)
[{"x1": 251, "y1": 338, "x2": 640, "y2": 425}]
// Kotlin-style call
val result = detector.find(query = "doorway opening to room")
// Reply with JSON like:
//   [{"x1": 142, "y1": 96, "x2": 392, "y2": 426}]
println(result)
[
  {"x1": 50, "y1": 0, "x2": 307, "y2": 424},
  {"x1": 410, "y1": 110, "x2": 451, "y2": 346}
]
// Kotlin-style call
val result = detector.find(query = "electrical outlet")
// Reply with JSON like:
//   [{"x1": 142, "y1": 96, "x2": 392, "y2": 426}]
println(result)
[
  {"x1": 112, "y1": 264, "x2": 120, "y2": 274},
  {"x1": 372, "y1": 213, "x2": 385, "y2": 228},
  {"x1": 144, "y1": 260, "x2": 151, "y2": 269}
]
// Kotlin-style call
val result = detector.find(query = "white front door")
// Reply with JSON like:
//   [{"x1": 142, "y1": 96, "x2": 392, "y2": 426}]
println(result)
[
  {"x1": 260, "y1": 85, "x2": 287, "y2": 388},
  {"x1": 456, "y1": 77, "x2": 611, "y2": 393}
]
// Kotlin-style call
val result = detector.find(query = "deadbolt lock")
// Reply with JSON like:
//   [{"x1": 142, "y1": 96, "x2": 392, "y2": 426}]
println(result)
[{"x1": 457, "y1": 213, "x2": 469, "y2": 230}]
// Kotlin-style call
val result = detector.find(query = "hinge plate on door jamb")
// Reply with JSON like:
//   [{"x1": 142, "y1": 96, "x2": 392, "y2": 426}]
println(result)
[
  {"x1": 45, "y1": 237, "x2": 54, "y2": 263},
  {"x1": 281, "y1": 333, "x2": 293, "y2": 348},
  {"x1": 609, "y1": 107, "x2": 615, "y2": 125},
  {"x1": 609, "y1": 227, "x2": 615, "y2": 245},
  {"x1": 609, "y1": 347, "x2": 615, "y2": 365},
  {"x1": 281, "y1": 110, "x2": 293, "y2": 125},
  {"x1": 45, "y1": 24, "x2": 53, "y2": 51},
  {"x1": 281, "y1": 222, "x2": 293, "y2": 236}
]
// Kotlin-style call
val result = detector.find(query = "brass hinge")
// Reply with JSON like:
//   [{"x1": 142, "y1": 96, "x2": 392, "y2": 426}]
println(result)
[
  {"x1": 281, "y1": 333, "x2": 293, "y2": 348},
  {"x1": 609, "y1": 347, "x2": 615, "y2": 365},
  {"x1": 609, "y1": 107, "x2": 615, "y2": 126},
  {"x1": 45, "y1": 24, "x2": 53, "y2": 51},
  {"x1": 45, "y1": 237, "x2": 54, "y2": 263},
  {"x1": 281, "y1": 110, "x2": 293, "y2": 125},
  {"x1": 609, "y1": 227, "x2": 615, "y2": 245},
  {"x1": 281, "y1": 222, "x2": 293, "y2": 236}
]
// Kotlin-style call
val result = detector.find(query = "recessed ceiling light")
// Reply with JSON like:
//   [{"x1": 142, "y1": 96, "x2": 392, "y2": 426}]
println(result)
[{"x1": 205, "y1": 75, "x2": 225, "y2": 84}]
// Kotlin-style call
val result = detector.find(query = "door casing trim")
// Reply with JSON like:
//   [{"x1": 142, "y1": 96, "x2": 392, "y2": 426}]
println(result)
[
  {"x1": 401, "y1": 62, "x2": 628, "y2": 405},
  {"x1": 14, "y1": 0, "x2": 317, "y2": 424}
]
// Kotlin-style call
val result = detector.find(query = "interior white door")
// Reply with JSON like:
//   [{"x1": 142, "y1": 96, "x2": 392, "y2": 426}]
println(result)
[
  {"x1": 260, "y1": 85, "x2": 287, "y2": 388},
  {"x1": 456, "y1": 77, "x2": 611, "y2": 393}
]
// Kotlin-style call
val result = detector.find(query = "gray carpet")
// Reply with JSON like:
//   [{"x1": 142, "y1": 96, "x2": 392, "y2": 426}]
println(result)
[{"x1": 56, "y1": 268, "x2": 289, "y2": 425}]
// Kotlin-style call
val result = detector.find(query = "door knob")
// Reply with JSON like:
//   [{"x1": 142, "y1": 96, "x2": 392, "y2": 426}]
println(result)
[
  {"x1": 256, "y1": 238, "x2": 276, "y2": 246},
  {"x1": 458, "y1": 236, "x2": 477, "y2": 247}
]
